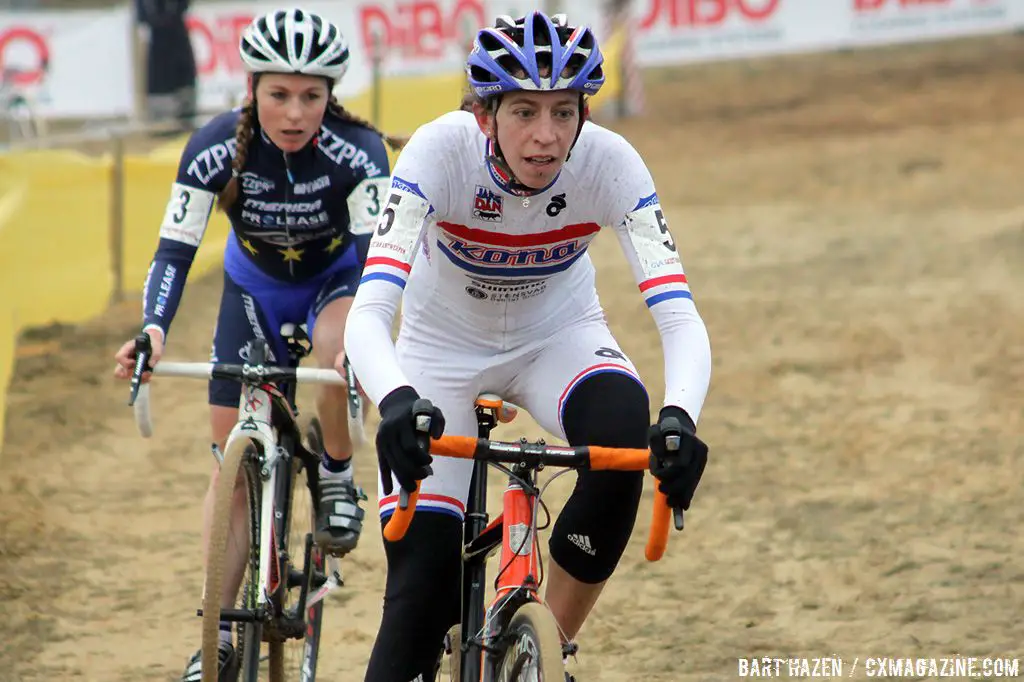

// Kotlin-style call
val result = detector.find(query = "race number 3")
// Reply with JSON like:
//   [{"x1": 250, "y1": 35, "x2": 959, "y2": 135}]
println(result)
[
  {"x1": 172, "y1": 189, "x2": 191, "y2": 224},
  {"x1": 348, "y1": 177, "x2": 391, "y2": 235},
  {"x1": 159, "y1": 182, "x2": 214, "y2": 247}
]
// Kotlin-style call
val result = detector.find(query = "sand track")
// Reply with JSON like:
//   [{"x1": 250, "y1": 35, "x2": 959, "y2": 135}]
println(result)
[{"x1": 2, "y1": 35, "x2": 1022, "y2": 681}]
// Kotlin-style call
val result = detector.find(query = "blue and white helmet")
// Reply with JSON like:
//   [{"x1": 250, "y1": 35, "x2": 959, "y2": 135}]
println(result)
[
  {"x1": 240, "y1": 8, "x2": 350, "y2": 82},
  {"x1": 466, "y1": 12, "x2": 605, "y2": 98}
]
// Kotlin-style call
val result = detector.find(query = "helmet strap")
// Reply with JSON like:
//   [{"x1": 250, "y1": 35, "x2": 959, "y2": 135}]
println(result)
[
  {"x1": 484, "y1": 94, "x2": 586, "y2": 196},
  {"x1": 484, "y1": 96, "x2": 532, "y2": 195},
  {"x1": 565, "y1": 95, "x2": 586, "y2": 163}
]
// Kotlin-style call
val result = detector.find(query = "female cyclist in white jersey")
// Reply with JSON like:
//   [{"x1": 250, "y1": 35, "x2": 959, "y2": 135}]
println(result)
[{"x1": 344, "y1": 12, "x2": 712, "y2": 681}]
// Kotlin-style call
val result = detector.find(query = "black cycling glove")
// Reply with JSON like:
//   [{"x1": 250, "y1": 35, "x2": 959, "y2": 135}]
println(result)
[
  {"x1": 648, "y1": 405, "x2": 708, "y2": 511},
  {"x1": 375, "y1": 386, "x2": 445, "y2": 496}
]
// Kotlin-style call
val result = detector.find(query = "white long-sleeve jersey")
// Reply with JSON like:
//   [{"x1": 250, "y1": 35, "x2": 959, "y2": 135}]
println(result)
[{"x1": 344, "y1": 111, "x2": 711, "y2": 422}]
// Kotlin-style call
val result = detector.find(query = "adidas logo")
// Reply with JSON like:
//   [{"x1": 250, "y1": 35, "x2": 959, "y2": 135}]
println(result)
[{"x1": 567, "y1": 533, "x2": 595, "y2": 556}]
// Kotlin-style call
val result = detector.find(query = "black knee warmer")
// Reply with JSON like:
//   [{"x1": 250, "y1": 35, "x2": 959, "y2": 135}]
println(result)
[
  {"x1": 365, "y1": 512, "x2": 463, "y2": 682},
  {"x1": 549, "y1": 372, "x2": 648, "y2": 584}
]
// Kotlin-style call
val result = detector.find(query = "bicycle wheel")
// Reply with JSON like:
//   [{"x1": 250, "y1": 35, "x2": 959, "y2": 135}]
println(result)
[
  {"x1": 267, "y1": 418, "x2": 328, "y2": 681},
  {"x1": 202, "y1": 438, "x2": 263, "y2": 682},
  {"x1": 492, "y1": 603, "x2": 564, "y2": 682}
]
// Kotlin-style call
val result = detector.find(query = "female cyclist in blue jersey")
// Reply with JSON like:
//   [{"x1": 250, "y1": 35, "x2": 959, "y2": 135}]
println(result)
[
  {"x1": 112, "y1": 8, "x2": 402, "y2": 680},
  {"x1": 344, "y1": 11, "x2": 712, "y2": 681}
]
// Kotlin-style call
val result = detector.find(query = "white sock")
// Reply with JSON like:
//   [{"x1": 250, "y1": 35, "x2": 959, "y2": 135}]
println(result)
[{"x1": 319, "y1": 461, "x2": 354, "y2": 481}]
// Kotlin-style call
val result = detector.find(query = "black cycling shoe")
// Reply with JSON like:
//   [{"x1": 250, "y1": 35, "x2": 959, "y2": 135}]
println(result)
[
  {"x1": 180, "y1": 640, "x2": 237, "y2": 682},
  {"x1": 315, "y1": 475, "x2": 367, "y2": 556}
]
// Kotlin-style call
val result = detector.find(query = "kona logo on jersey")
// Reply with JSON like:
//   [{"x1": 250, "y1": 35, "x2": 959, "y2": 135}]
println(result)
[
  {"x1": 472, "y1": 186, "x2": 503, "y2": 222},
  {"x1": 446, "y1": 239, "x2": 581, "y2": 267},
  {"x1": 318, "y1": 129, "x2": 384, "y2": 177},
  {"x1": 186, "y1": 138, "x2": 238, "y2": 186},
  {"x1": 293, "y1": 175, "x2": 331, "y2": 195},
  {"x1": 240, "y1": 172, "x2": 274, "y2": 195}
]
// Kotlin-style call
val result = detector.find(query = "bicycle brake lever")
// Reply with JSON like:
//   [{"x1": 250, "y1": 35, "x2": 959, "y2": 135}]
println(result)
[
  {"x1": 410, "y1": 397, "x2": 435, "y2": 457},
  {"x1": 661, "y1": 419, "x2": 686, "y2": 531},
  {"x1": 398, "y1": 399, "x2": 435, "y2": 512},
  {"x1": 128, "y1": 332, "x2": 152, "y2": 407}
]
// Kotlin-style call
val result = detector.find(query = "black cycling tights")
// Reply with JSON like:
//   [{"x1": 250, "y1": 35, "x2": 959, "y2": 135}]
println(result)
[
  {"x1": 549, "y1": 371, "x2": 648, "y2": 583},
  {"x1": 364, "y1": 512, "x2": 463, "y2": 682},
  {"x1": 364, "y1": 372, "x2": 649, "y2": 681}
]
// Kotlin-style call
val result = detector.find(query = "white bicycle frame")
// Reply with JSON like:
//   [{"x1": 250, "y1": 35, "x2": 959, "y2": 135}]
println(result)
[{"x1": 134, "y1": 361, "x2": 349, "y2": 613}]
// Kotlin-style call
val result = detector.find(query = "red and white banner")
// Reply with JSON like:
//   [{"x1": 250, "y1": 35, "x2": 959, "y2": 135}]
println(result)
[
  {"x1": 186, "y1": 0, "x2": 606, "y2": 111},
  {"x1": 633, "y1": 0, "x2": 845, "y2": 66},
  {"x1": 0, "y1": 9, "x2": 133, "y2": 118},
  {"x1": 845, "y1": 0, "x2": 1017, "y2": 47},
  {"x1": 631, "y1": 0, "x2": 1021, "y2": 66},
  {"x1": 352, "y1": 0, "x2": 606, "y2": 76},
  {"x1": 1, "y1": 0, "x2": 1022, "y2": 120},
  {"x1": 182, "y1": 2, "x2": 258, "y2": 111}
]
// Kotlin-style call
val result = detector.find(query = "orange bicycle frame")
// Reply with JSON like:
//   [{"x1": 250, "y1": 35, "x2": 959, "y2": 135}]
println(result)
[{"x1": 494, "y1": 480, "x2": 540, "y2": 600}]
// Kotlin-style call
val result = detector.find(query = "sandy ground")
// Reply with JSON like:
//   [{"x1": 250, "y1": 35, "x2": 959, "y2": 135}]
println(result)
[{"x1": 2, "y1": 35, "x2": 1023, "y2": 682}]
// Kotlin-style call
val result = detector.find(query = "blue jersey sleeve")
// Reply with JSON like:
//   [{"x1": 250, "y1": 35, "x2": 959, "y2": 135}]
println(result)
[{"x1": 142, "y1": 111, "x2": 238, "y2": 336}]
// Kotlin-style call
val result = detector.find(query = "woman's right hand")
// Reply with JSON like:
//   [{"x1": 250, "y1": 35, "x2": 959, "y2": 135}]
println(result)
[{"x1": 113, "y1": 329, "x2": 165, "y2": 383}]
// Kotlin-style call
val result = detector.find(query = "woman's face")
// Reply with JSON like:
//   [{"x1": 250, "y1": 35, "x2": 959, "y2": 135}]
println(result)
[
  {"x1": 255, "y1": 73, "x2": 330, "y2": 152},
  {"x1": 475, "y1": 90, "x2": 580, "y2": 189}
]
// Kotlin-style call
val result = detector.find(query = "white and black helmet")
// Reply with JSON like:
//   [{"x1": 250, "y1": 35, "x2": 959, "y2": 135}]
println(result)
[{"x1": 240, "y1": 8, "x2": 350, "y2": 81}]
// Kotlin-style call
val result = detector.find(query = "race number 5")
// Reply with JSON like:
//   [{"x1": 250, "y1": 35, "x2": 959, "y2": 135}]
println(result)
[
  {"x1": 377, "y1": 193, "x2": 402, "y2": 236},
  {"x1": 655, "y1": 208, "x2": 676, "y2": 252}
]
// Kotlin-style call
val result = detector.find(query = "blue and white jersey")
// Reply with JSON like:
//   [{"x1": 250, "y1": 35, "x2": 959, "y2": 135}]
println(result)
[
  {"x1": 142, "y1": 108, "x2": 391, "y2": 336},
  {"x1": 345, "y1": 111, "x2": 710, "y2": 421}
]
